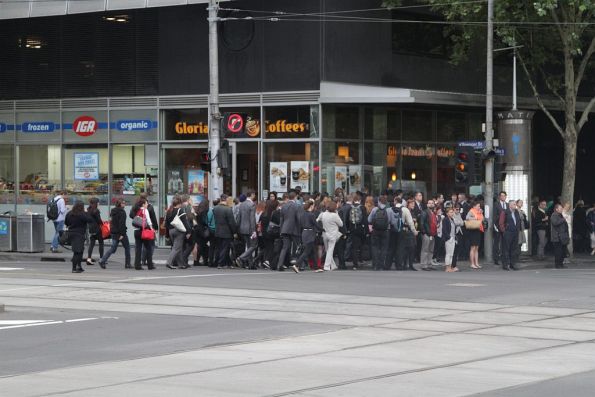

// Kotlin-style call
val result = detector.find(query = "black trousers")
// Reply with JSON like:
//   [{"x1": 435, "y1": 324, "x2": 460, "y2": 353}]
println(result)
[
  {"x1": 181, "y1": 233, "x2": 195, "y2": 266},
  {"x1": 297, "y1": 242, "x2": 316, "y2": 269},
  {"x1": 371, "y1": 230, "x2": 389, "y2": 270},
  {"x1": 349, "y1": 233, "x2": 364, "y2": 268},
  {"x1": 385, "y1": 231, "x2": 400, "y2": 269},
  {"x1": 502, "y1": 231, "x2": 518, "y2": 268},
  {"x1": 400, "y1": 231, "x2": 416, "y2": 269},
  {"x1": 87, "y1": 234, "x2": 104, "y2": 259},
  {"x1": 277, "y1": 234, "x2": 300, "y2": 270},
  {"x1": 335, "y1": 235, "x2": 347, "y2": 269},
  {"x1": 134, "y1": 230, "x2": 154, "y2": 268},
  {"x1": 208, "y1": 235, "x2": 217, "y2": 267},
  {"x1": 493, "y1": 231, "x2": 504, "y2": 263},
  {"x1": 216, "y1": 238, "x2": 232, "y2": 267},
  {"x1": 553, "y1": 242, "x2": 565, "y2": 268},
  {"x1": 433, "y1": 236, "x2": 445, "y2": 261}
]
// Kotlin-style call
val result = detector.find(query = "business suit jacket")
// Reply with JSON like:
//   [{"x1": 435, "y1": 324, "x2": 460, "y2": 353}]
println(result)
[
  {"x1": 279, "y1": 200, "x2": 300, "y2": 236},
  {"x1": 213, "y1": 204, "x2": 237, "y2": 239},
  {"x1": 499, "y1": 209, "x2": 522, "y2": 235},
  {"x1": 494, "y1": 200, "x2": 508, "y2": 231},
  {"x1": 237, "y1": 199, "x2": 256, "y2": 235}
]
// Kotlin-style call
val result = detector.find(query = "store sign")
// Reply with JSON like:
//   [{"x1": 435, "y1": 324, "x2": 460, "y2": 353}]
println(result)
[
  {"x1": 116, "y1": 120, "x2": 153, "y2": 131},
  {"x1": 0, "y1": 123, "x2": 6, "y2": 133},
  {"x1": 226, "y1": 114, "x2": 244, "y2": 133},
  {"x1": 21, "y1": 122, "x2": 56, "y2": 133},
  {"x1": 265, "y1": 120, "x2": 308, "y2": 134},
  {"x1": 222, "y1": 113, "x2": 260, "y2": 138},
  {"x1": 175, "y1": 122, "x2": 208, "y2": 136},
  {"x1": 74, "y1": 152, "x2": 99, "y2": 181},
  {"x1": 73, "y1": 116, "x2": 98, "y2": 137},
  {"x1": 0, "y1": 220, "x2": 7, "y2": 235}
]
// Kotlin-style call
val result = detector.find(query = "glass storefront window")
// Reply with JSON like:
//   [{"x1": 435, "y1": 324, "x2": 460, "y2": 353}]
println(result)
[
  {"x1": 111, "y1": 144, "x2": 158, "y2": 206},
  {"x1": 63, "y1": 145, "x2": 109, "y2": 205},
  {"x1": 163, "y1": 146, "x2": 209, "y2": 206},
  {"x1": 321, "y1": 141, "x2": 359, "y2": 194},
  {"x1": 403, "y1": 110, "x2": 433, "y2": 142},
  {"x1": 436, "y1": 145, "x2": 457, "y2": 196},
  {"x1": 18, "y1": 145, "x2": 61, "y2": 205},
  {"x1": 387, "y1": 109, "x2": 401, "y2": 140},
  {"x1": 264, "y1": 106, "x2": 315, "y2": 139},
  {"x1": 437, "y1": 112, "x2": 466, "y2": 142},
  {"x1": 400, "y1": 144, "x2": 434, "y2": 198},
  {"x1": 364, "y1": 108, "x2": 387, "y2": 140},
  {"x1": 322, "y1": 105, "x2": 360, "y2": 139},
  {"x1": 0, "y1": 145, "x2": 15, "y2": 205},
  {"x1": 364, "y1": 142, "x2": 394, "y2": 196},
  {"x1": 469, "y1": 113, "x2": 484, "y2": 140},
  {"x1": 264, "y1": 142, "x2": 319, "y2": 197}
]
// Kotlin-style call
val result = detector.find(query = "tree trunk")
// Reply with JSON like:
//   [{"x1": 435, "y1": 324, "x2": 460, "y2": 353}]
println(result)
[{"x1": 561, "y1": 128, "x2": 577, "y2": 208}]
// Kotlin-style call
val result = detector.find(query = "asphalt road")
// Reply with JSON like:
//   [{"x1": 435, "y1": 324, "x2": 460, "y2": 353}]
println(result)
[{"x1": 1, "y1": 254, "x2": 595, "y2": 396}]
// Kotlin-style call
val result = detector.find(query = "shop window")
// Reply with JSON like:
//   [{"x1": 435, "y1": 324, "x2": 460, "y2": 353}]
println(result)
[
  {"x1": 264, "y1": 142, "x2": 318, "y2": 198},
  {"x1": 400, "y1": 144, "x2": 434, "y2": 198},
  {"x1": 63, "y1": 145, "x2": 108, "y2": 205},
  {"x1": 469, "y1": 113, "x2": 484, "y2": 140},
  {"x1": 322, "y1": 106, "x2": 359, "y2": 139},
  {"x1": 437, "y1": 112, "x2": 466, "y2": 142},
  {"x1": 364, "y1": 108, "x2": 387, "y2": 141},
  {"x1": 364, "y1": 143, "x2": 400, "y2": 196},
  {"x1": 264, "y1": 106, "x2": 315, "y2": 139},
  {"x1": 0, "y1": 145, "x2": 15, "y2": 205},
  {"x1": 163, "y1": 146, "x2": 209, "y2": 206},
  {"x1": 321, "y1": 141, "x2": 360, "y2": 195},
  {"x1": 436, "y1": 145, "x2": 457, "y2": 196},
  {"x1": 111, "y1": 144, "x2": 158, "y2": 206},
  {"x1": 403, "y1": 110, "x2": 433, "y2": 142},
  {"x1": 387, "y1": 109, "x2": 401, "y2": 140},
  {"x1": 18, "y1": 145, "x2": 61, "y2": 205}
]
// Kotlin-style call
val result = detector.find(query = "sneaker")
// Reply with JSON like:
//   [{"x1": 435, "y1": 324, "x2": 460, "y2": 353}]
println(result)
[
  {"x1": 292, "y1": 265, "x2": 300, "y2": 273},
  {"x1": 50, "y1": 248, "x2": 61, "y2": 253},
  {"x1": 315, "y1": 269, "x2": 325, "y2": 273},
  {"x1": 166, "y1": 264, "x2": 178, "y2": 269},
  {"x1": 431, "y1": 259, "x2": 441, "y2": 266},
  {"x1": 262, "y1": 261, "x2": 271, "y2": 270},
  {"x1": 234, "y1": 258, "x2": 243, "y2": 268}
]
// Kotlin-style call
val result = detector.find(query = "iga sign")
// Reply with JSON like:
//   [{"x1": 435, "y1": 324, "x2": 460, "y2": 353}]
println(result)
[{"x1": 73, "y1": 116, "x2": 97, "y2": 137}]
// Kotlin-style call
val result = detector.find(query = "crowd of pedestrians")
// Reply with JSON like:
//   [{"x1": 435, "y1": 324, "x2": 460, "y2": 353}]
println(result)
[{"x1": 51, "y1": 187, "x2": 595, "y2": 274}]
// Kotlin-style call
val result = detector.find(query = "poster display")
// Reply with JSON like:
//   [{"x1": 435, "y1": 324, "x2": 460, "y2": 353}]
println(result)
[
  {"x1": 74, "y1": 152, "x2": 99, "y2": 181},
  {"x1": 348, "y1": 165, "x2": 362, "y2": 193},
  {"x1": 188, "y1": 170, "x2": 207, "y2": 196},
  {"x1": 290, "y1": 161, "x2": 310, "y2": 192},
  {"x1": 167, "y1": 170, "x2": 184, "y2": 195},
  {"x1": 269, "y1": 162, "x2": 288, "y2": 192},
  {"x1": 334, "y1": 166, "x2": 347, "y2": 191}
]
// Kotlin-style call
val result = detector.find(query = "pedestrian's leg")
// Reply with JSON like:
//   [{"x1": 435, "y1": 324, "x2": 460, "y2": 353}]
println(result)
[{"x1": 326, "y1": 238, "x2": 337, "y2": 270}]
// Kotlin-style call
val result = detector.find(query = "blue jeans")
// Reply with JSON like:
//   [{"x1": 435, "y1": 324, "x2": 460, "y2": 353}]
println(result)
[
  {"x1": 99, "y1": 234, "x2": 131, "y2": 266},
  {"x1": 52, "y1": 220, "x2": 64, "y2": 250}
]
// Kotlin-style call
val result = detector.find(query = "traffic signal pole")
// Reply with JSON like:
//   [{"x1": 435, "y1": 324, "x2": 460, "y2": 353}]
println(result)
[
  {"x1": 208, "y1": 0, "x2": 223, "y2": 199},
  {"x1": 484, "y1": 0, "x2": 495, "y2": 263}
]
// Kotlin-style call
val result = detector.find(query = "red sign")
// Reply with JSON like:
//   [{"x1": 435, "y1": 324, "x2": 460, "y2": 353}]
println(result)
[
  {"x1": 226, "y1": 114, "x2": 244, "y2": 134},
  {"x1": 73, "y1": 116, "x2": 98, "y2": 137}
]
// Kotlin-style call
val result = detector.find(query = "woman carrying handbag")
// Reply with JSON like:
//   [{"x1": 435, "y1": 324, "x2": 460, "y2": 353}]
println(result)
[
  {"x1": 132, "y1": 198, "x2": 155, "y2": 270},
  {"x1": 165, "y1": 196, "x2": 192, "y2": 269}
]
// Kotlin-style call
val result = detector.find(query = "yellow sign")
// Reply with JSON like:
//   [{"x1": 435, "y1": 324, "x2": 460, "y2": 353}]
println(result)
[
  {"x1": 175, "y1": 122, "x2": 208, "y2": 135},
  {"x1": 265, "y1": 120, "x2": 307, "y2": 134}
]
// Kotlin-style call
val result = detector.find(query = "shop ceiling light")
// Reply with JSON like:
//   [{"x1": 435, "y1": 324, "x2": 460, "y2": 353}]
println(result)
[
  {"x1": 411, "y1": 172, "x2": 417, "y2": 180},
  {"x1": 337, "y1": 146, "x2": 349, "y2": 158}
]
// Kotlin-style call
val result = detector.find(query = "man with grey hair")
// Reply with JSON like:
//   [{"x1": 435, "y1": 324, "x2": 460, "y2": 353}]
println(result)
[{"x1": 499, "y1": 200, "x2": 522, "y2": 271}]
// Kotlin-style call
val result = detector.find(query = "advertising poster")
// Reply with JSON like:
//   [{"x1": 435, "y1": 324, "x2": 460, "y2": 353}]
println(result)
[
  {"x1": 269, "y1": 162, "x2": 288, "y2": 192},
  {"x1": 74, "y1": 152, "x2": 99, "y2": 181},
  {"x1": 348, "y1": 165, "x2": 362, "y2": 193},
  {"x1": 334, "y1": 166, "x2": 347, "y2": 191},
  {"x1": 290, "y1": 161, "x2": 310, "y2": 192},
  {"x1": 187, "y1": 170, "x2": 206, "y2": 196},
  {"x1": 167, "y1": 170, "x2": 184, "y2": 195}
]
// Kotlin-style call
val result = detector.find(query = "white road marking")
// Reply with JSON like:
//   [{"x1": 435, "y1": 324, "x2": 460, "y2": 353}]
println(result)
[
  {"x1": 0, "y1": 267, "x2": 25, "y2": 271},
  {"x1": 0, "y1": 317, "x2": 117, "y2": 331},
  {"x1": 448, "y1": 283, "x2": 486, "y2": 287},
  {"x1": 113, "y1": 272, "x2": 277, "y2": 282}
]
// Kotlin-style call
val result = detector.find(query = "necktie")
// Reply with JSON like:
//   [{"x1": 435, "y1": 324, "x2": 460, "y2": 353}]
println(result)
[{"x1": 512, "y1": 212, "x2": 516, "y2": 225}]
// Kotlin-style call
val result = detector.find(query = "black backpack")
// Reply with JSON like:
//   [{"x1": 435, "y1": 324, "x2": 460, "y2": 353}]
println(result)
[
  {"x1": 47, "y1": 196, "x2": 60, "y2": 221},
  {"x1": 391, "y1": 207, "x2": 403, "y2": 233},
  {"x1": 372, "y1": 207, "x2": 389, "y2": 231}
]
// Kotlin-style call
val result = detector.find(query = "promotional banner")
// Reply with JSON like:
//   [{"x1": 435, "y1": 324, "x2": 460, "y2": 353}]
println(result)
[
  {"x1": 167, "y1": 170, "x2": 184, "y2": 195},
  {"x1": 74, "y1": 152, "x2": 99, "y2": 181},
  {"x1": 290, "y1": 161, "x2": 310, "y2": 192},
  {"x1": 269, "y1": 162, "x2": 288, "y2": 192},
  {"x1": 187, "y1": 170, "x2": 206, "y2": 196},
  {"x1": 348, "y1": 165, "x2": 362, "y2": 193},
  {"x1": 334, "y1": 166, "x2": 347, "y2": 191}
]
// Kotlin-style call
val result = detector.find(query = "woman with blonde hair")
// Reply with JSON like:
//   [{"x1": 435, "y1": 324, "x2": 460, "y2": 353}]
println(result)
[{"x1": 364, "y1": 196, "x2": 375, "y2": 216}]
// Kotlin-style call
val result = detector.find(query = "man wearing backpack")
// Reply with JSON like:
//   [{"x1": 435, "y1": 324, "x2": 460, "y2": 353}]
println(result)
[
  {"x1": 368, "y1": 195, "x2": 394, "y2": 271},
  {"x1": 48, "y1": 190, "x2": 67, "y2": 253},
  {"x1": 347, "y1": 194, "x2": 367, "y2": 270},
  {"x1": 386, "y1": 196, "x2": 405, "y2": 270}
]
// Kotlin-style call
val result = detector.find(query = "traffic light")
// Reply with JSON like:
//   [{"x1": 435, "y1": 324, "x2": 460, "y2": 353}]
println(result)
[
  {"x1": 455, "y1": 147, "x2": 470, "y2": 185},
  {"x1": 471, "y1": 150, "x2": 483, "y2": 185},
  {"x1": 494, "y1": 161, "x2": 507, "y2": 183},
  {"x1": 200, "y1": 151, "x2": 211, "y2": 172}
]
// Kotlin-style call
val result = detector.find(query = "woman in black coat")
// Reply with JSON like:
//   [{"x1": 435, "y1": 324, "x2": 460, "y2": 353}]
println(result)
[
  {"x1": 65, "y1": 201, "x2": 93, "y2": 273},
  {"x1": 293, "y1": 200, "x2": 321, "y2": 272},
  {"x1": 98, "y1": 199, "x2": 131, "y2": 269},
  {"x1": 86, "y1": 197, "x2": 104, "y2": 266},
  {"x1": 260, "y1": 199, "x2": 280, "y2": 269}
]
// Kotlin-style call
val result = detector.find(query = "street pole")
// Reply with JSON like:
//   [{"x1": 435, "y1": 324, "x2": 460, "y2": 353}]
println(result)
[
  {"x1": 484, "y1": 0, "x2": 495, "y2": 263},
  {"x1": 208, "y1": 0, "x2": 223, "y2": 200}
]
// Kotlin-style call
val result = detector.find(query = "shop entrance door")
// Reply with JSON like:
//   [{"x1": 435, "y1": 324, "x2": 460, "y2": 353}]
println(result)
[{"x1": 230, "y1": 141, "x2": 259, "y2": 197}]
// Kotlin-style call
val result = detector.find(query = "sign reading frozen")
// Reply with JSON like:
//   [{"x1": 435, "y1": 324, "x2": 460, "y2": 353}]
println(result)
[
  {"x1": 74, "y1": 152, "x2": 99, "y2": 181},
  {"x1": 21, "y1": 122, "x2": 57, "y2": 133}
]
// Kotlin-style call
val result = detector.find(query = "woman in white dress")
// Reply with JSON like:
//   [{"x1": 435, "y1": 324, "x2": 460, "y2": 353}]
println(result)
[{"x1": 316, "y1": 201, "x2": 343, "y2": 271}]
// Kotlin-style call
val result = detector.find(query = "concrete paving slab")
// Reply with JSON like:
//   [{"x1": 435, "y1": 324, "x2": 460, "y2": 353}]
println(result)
[
  {"x1": 493, "y1": 306, "x2": 592, "y2": 316},
  {"x1": 435, "y1": 311, "x2": 552, "y2": 325},
  {"x1": 467, "y1": 325, "x2": 595, "y2": 342},
  {"x1": 377, "y1": 319, "x2": 489, "y2": 333},
  {"x1": 526, "y1": 316, "x2": 595, "y2": 332}
]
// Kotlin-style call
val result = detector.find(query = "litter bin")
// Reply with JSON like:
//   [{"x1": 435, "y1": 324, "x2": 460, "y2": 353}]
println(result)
[
  {"x1": 17, "y1": 214, "x2": 45, "y2": 253},
  {"x1": 0, "y1": 212, "x2": 17, "y2": 252}
]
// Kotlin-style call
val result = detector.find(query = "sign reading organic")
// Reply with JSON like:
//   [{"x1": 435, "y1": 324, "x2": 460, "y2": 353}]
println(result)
[
  {"x1": 290, "y1": 161, "x2": 310, "y2": 192},
  {"x1": 74, "y1": 152, "x2": 99, "y2": 181},
  {"x1": 269, "y1": 162, "x2": 288, "y2": 192}
]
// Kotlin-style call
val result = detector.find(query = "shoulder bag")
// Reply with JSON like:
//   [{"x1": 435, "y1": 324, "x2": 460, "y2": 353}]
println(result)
[
  {"x1": 170, "y1": 208, "x2": 187, "y2": 233},
  {"x1": 464, "y1": 219, "x2": 481, "y2": 230}
]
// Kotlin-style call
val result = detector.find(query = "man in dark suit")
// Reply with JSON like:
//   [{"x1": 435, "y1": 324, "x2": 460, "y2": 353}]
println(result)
[
  {"x1": 493, "y1": 191, "x2": 508, "y2": 265},
  {"x1": 236, "y1": 190, "x2": 257, "y2": 268},
  {"x1": 412, "y1": 191, "x2": 425, "y2": 262},
  {"x1": 276, "y1": 191, "x2": 301, "y2": 272},
  {"x1": 213, "y1": 194, "x2": 237, "y2": 269},
  {"x1": 499, "y1": 199, "x2": 522, "y2": 271}
]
